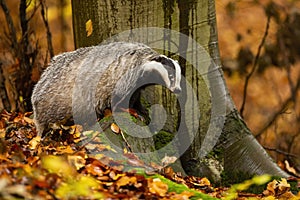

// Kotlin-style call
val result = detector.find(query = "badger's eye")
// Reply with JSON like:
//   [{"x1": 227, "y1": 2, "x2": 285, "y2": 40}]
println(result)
[{"x1": 169, "y1": 74, "x2": 174, "y2": 80}]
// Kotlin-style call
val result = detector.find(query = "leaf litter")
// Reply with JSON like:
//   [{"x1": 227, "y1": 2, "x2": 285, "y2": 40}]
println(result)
[{"x1": 0, "y1": 110, "x2": 299, "y2": 199}]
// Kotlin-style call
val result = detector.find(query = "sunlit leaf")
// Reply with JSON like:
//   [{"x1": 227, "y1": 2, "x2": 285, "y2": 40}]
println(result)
[
  {"x1": 277, "y1": 178, "x2": 290, "y2": 193},
  {"x1": 161, "y1": 155, "x2": 177, "y2": 166},
  {"x1": 56, "y1": 175, "x2": 102, "y2": 199},
  {"x1": 148, "y1": 178, "x2": 168, "y2": 197},
  {"x1": 252, "y1": 174, "x2": 271, "y2": 185},
  {"x1": 42, "y1": 156, "x2": 76, "y2": 178},
  {"x1": 67, "y1": 155, "x2": 86, "y2": 170},
  {"x1": 86, "y1": 19, "x2": 93, "y2": 37},
  {"x1": 116, "y1": 176, "x2": 137, "y2": 188},
  {"x1": 284, "y1": 160, "x2": 298, "y2": 176},
  {"x1": 111, "y1": 123, "x2": 120, "y2": 134},
  {"x1": 29, "y1": 136, "x2": 41, "y2": 149}
]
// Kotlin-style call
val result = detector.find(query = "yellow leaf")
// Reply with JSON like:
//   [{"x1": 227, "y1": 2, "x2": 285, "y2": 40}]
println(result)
[
  {"x1": 148, "y1": 178, "x2": 168, "y2": 197},
  {"x1": 116, "y1": 176, "x2": 137, "y2": 188},
  {"x1": 277, "y1": 178, "x2": 290, "y2": 192},
  {"x1": 86, "y1": 19, "x2": 93, "y2": 37},
  {"x1": 252, "y1": 174, "x2": 271, "y2": 185},
  {"x1": 57, "y1": 145, "x2": 75, "y2": 154},
  {"x1": 42, "y1": 156, "x2": 76, "y2": 178},
  {"x1": 68, "y1": 155, "x2": 86, "y2": 170},
  {"x1": 29, "y1": 136, "x2": 41, "y2": 149},
  {"x1": 111, "y1": 123, "x2": 120, "y2": 134},
  {"x1": 266, "y1": 180, "x2": 277, "y2": 195}
]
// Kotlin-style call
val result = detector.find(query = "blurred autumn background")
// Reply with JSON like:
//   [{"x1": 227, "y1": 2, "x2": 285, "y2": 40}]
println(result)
[{"x1": 0, "y1": 0, "x2": 299, "y2": 173}]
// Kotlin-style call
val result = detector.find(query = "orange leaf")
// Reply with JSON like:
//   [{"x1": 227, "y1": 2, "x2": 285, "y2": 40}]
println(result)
[
  {"x1": 29, "y1": 136, "x2": 41, "y2": 150},
  {"x1": 148, "y1": 178, "x2": 168, "y2": 197},
  {"x1": 116, "y1": 176, "x2": 137, "y2": 188},
  {"x1": 103, "y1": 109, "x2": 112, "y2": 117},
  {"x1": 111, "y1": 123, "x2": 120, "y2": 134}
]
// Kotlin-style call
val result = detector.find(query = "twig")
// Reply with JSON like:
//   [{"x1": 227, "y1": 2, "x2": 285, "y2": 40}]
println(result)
[
  {"x1": 19, "y1": 0, "x2": 29, "y2": 67},
  {"x1": 27, "y1": 0, "x2": 41, "y2": 22},
  {"x1": 264, "y1": 146, "x2": 299, "y2": 158},
  {"x1": 40, "y1": 0, "x2": 54, "y2": 58},
  {"x1": 255, "y1": 76, "x2": 300, "y2": 138},
  {"x1": 255, "y1": 96, "x2": 292, "y2": 138},
  {"x1": 240, "y1": 15, "x2": 271, "y2": 117},
  {"x1": 120, "y1": 130, "x2": 133, "y2": 153},
  {"x1": 0, "y1": 0, "x2": 18, "y2": 53}
]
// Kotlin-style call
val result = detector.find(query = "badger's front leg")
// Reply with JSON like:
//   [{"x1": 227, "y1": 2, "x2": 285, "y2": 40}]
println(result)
[{"x1": 110, "y1": 90, "x2": 150, "y2": 124}]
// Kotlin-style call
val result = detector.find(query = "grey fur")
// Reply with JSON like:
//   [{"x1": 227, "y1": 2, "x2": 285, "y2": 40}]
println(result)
[{"x1": 31, "y1": 42, "x2": 181, "y2": 135}]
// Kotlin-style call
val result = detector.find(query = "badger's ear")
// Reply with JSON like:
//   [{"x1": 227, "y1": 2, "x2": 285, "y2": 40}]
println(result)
[
  {"x1": 150, "y1": 55, "x2": 176, "y2": 70},
  {"x1": 150, "y1": 55, "x2": 163, "y2": 63}
]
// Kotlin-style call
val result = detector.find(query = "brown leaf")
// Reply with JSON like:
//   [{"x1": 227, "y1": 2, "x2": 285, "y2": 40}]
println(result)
[
  {"x1": 103, "y1": 109, "x2": 112, "y2": 117},
  {"x1": 67, "y1": 155, "x2": 86, "y2": 170}
]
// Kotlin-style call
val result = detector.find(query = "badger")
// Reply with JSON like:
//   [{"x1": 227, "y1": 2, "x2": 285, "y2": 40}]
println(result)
[{"x1": 31, "y1": 42, "x2": 182, "y2": 136}]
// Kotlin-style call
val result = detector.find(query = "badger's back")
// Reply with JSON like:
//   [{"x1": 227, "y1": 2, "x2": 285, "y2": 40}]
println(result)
[{"x1": 31, "y1": 42, "x2": 159, "y2": 134}]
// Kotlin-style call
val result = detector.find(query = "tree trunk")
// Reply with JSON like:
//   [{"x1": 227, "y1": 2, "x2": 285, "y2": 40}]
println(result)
[{"x1": 71, "y1": 0, "x2": 289, "y2": 183}]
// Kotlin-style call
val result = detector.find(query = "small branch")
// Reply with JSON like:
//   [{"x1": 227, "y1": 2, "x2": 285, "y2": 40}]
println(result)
[
  {"x1": 120, "y1": 130, "x2": 132, "y2": 153},
  {"x1": 264, "y1": 146, "x2": 299, "y2": 158},
  {"x1": 19, "y1": 0, "x2": 30, "y2": 68},
  {"x1": 27, "y1": 1, "x2": 41, "y2": 22},
  {"x1": 0, "y1": 0, "x2": 18, "y2": 53},
  {"x1": 40, "y1": 0, "x2": 54, "y2": 58},
  {"x1": 255, "y1": 77, "x2": 300, "y2": 138},
  {"x1": 240, "y1": 15, "x2": 271, "y2": 117},
  {"x1": 255, "y1": 96, "x2": 291, "y2": 138}
]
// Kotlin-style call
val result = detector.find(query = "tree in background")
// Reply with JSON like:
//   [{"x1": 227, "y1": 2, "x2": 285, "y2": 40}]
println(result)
[
  {"x1": 0, "y1": 0, "x2": 54, "y2": 112},
  {"x1": 0, "y1": 0, "x2": 73, "y2": 112},
  {"x1": 218, "y1": 0, "x2": 300, "y2": 176},
  {"x1": 72, "y1": 0, "x2": 292, "y2": 184}
]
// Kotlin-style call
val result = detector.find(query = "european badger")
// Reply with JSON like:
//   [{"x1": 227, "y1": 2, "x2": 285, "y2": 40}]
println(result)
[{"x1": 31, "y1": 42, "x2": 181, "y2": 136}]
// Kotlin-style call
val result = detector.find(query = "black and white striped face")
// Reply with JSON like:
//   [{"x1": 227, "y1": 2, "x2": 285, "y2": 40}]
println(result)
[{"x1": 143, "y1": 55, "x2": 182, "y2": 93}]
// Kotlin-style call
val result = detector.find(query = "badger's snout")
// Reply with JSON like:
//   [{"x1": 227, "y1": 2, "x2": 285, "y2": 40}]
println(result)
[{"x1": 171, "y1": 86, "x2": 181, "y2": 94}]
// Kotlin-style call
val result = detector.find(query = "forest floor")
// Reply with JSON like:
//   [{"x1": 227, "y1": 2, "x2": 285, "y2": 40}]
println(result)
[{"x1": 0, "y1": 111, "x2": 299, "y2": 200}]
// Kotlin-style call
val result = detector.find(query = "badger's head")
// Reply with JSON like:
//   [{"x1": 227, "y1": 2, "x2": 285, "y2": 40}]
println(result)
[{"x1": 142, "y1": 55, "x2": 182, "y2": 94}]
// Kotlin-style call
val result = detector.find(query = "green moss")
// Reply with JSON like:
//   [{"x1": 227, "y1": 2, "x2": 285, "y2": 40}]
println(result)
[
  {"x1": 289, "y1": 179, "x2": 300, "y2": 193},
  {"x1": 139, "y1": 172, "x2": 218, "y2": 200},
  {"x1": 221, "y1": 173, "x2": 284, "y2": 195},
  {"x1": 153, "y1": 130, "x2": 174, "y2": 150},
  {"x1": 220, "y1": 171, "x2": 253, "y2": 187}
]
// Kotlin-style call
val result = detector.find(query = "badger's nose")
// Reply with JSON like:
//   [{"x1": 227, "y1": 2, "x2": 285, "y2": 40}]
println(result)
[{"x1": 173, "y1": 87, "x2": 181, "y2": 94}]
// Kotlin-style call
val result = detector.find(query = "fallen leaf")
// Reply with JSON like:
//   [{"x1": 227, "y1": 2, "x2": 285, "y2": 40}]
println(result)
[
  {"x1": 284, "y1": 160, "x2": 298, "y2": 176},
  {"x1": 68, "y1": 155, "x2": 86, "y2": 170},
  {"x1": 116, "y1": 176, "x2": 137, "y2": 188},
  {"x1": 103, "y1": 109, "x2": 112, "y2": 117},
  {"x1": 111, "y1": 123, "x2": 120, "y2": 134},
  {"x1": 29, "y1": 136, "x2": 41, "y2": 150},
  {"x1": 161, "y1": 155, "x2": 177, "y2": 166},
  {"x1": 148, "y1": 178, "x2": 168, "y2": 197},
  {"x1": 86, "y1": 19, "x2": 93, "y2": 37}
]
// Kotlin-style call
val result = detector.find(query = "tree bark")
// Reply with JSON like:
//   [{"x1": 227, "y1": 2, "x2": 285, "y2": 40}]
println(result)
[{"x1": 71, "y1": 0, "x2": 289, "y2": 183}]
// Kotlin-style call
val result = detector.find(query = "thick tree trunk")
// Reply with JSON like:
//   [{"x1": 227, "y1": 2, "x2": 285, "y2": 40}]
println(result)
[{"x1": 71, "y1": 0, "x2": 289, "y2": 183}]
